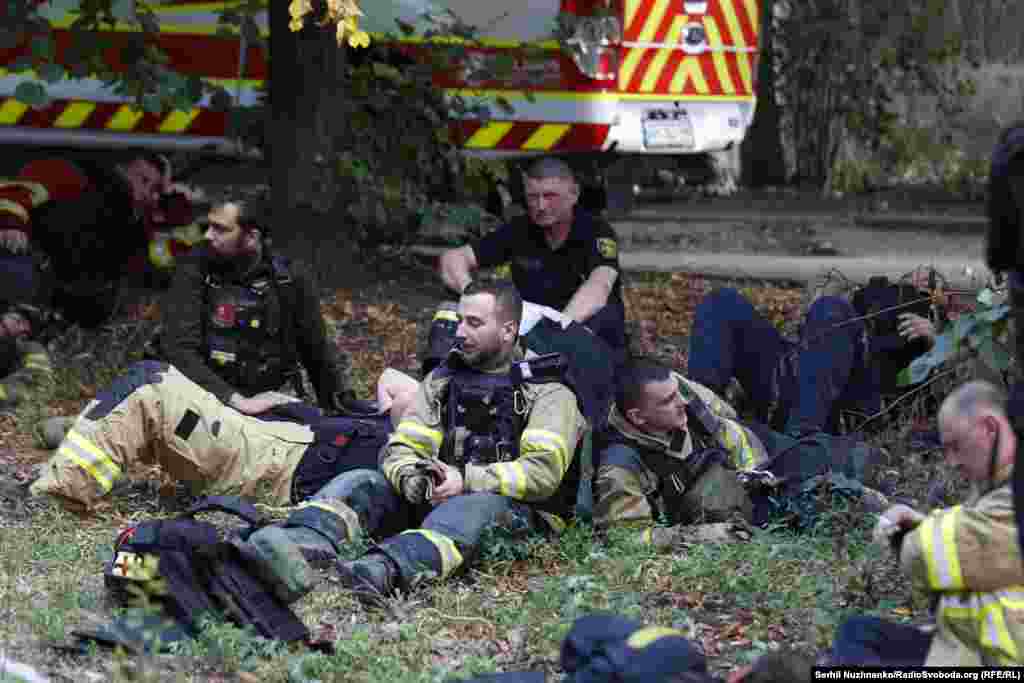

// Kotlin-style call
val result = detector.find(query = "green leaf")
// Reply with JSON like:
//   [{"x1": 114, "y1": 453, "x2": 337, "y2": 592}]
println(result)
[
  {"x1": 141, "y1": 93, "x2": 163, "y2": 114},
  {"x1": 977, "y1": 304, "x2": 1010, "y2": 323},
  {"x1": 30, "y1": 35, "x2": 52, "y2": 60},
  {"x1": 494, "y1": 96, "x2": 515, "y2": 115},
  {"x1": 38, "y1": 62, "x2": 65, "y2": 83},
  {"x1": 14, "y1": 80, "x2": 49, "y2": 108},
  {"x1": 977, "y1": 338, "x2": 1011, "y2": 374},
  {"x1": 371, "y1": 62, "x2": 402, "y2": 83},
  {"x1": 7, "y1": 56, "x2": 35, "y2": 73},
  {"x1": 395, "y1": 18, "x2": 416, "y2": 36}
]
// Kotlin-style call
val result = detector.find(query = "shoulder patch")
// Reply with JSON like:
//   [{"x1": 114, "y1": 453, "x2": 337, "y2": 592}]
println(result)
[{"x1": 597, "y1": 237, "x2": 618, "y2": 259}]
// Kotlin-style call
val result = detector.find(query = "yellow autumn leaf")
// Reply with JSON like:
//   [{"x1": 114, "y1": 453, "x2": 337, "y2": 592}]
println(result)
[{"x1": 349, "y1": 29, "x2": 370, "y2": 48}]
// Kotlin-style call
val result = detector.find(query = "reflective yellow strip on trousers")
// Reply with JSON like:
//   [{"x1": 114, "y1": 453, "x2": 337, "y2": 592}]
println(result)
[
  {"x1": 403, "y1": 529, "x2": 463, "y2": 578},
  {"x1": 296, "y1": 500, "x2": 362, "y2": 541},
  {"x1": 59, "y1": 429, "x2": 123, "y2": 493}
]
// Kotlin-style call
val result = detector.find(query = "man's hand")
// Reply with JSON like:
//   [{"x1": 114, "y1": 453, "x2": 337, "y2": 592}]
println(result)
[
  {"x1": 430, "y1": 463, "x2": 464, "y2": 504},
  {"x1": 898, "y1": 313, "x2": 936, "y2": 346},
  {"x1": 228, "y1": 391, "x2": 298, "y2": 415},
  {"x1": 438, "y1": 245, "x2": 476, "y2": 294},
  {"x1": 0, "y1": 229, "x2": 28, "y2": 254},
  {"x1": 873, "y1": 503, "x2": 925, "y2": 547}
]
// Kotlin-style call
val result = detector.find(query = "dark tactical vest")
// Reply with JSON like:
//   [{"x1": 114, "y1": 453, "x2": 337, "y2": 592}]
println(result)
[
  {"x1": 202, "y1": 256, "x2": 297, "y2": 396},
  {"x1": 599, "y1": 392, "x2": 732, "y2": 526},
  {"x1": 435, "y1": 352, "x2": 583, "y2": 520}
]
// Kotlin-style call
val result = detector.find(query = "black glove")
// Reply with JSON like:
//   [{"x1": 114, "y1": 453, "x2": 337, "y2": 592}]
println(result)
[{"x1": 400, "y1": 472, "x2": 432, "y2": 504}]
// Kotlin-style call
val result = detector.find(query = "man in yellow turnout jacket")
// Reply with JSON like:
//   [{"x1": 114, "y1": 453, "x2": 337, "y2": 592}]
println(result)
[
  {"x1": 332, "y1": 280, "x2": 586, "y2": 601},
  {"x1": 593, "y1": 359, "x2": 884, "y2": 548},
  {"x1": 832, "y1": 380, "x2": 1024, "y2": 666}
]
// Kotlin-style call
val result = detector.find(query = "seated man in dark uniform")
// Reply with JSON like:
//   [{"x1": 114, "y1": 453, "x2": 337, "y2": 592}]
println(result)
[{"x1": 438, "y1": 157, "x2": 627, "y2": 355}]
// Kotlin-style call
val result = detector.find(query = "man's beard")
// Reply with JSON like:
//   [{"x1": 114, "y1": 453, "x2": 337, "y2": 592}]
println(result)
[{"x1": 457, "y1": 343, "x2": 511, "y2": 371}]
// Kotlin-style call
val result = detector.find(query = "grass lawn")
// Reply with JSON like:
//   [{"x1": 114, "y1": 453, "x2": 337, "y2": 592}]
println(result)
[{"x1": 0, "y1": 255, "x2": 966, "y2": 682}]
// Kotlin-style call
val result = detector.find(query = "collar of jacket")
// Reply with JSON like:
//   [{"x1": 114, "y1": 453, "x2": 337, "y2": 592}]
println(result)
[{"x1": 606, "y1": 403, "x2": 691, "y2": 461}]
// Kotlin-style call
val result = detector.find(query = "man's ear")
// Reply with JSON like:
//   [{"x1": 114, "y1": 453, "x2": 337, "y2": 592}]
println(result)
[
  {"x1": 625, "y1": 406, "x2": 644, "y2": 427},
  {"x1": 244, "y1": 227, "x2": 262, "y2": 249},
  {"x1": 502, "y1": 319, "x2": 517, "y2": 343},
  {"x1": 568, "y1": 180, "x2": 581, "y2": 204}
]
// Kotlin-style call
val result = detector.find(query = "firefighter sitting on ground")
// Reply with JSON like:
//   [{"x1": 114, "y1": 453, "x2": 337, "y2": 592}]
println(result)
[
  {"x1": 0, "y1": 304, "x2": 54, "y2": 414},
  {"x1": 830, "y1": 380, "x2": 1024, "y2": 667},
  {"x1": 154, "y1": 198, "x2": 355, "y2": 416},
  {"x1": 0, "y1": 153, "x2": 198, "y2": 328},
  {"x1": 29, "y1": 281, "x2": 586, "y2": 609},
  {"x1": 438, "y1": 157, "x2": 628, "y2": 356},
  {"x1": 591, "y1": 358, "x2": 886, "y2": 549}
]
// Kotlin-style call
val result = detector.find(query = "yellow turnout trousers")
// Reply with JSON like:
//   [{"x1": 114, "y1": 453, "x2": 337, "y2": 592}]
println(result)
[{"x1": 31, "y1": 362, "x2": 316, "y2": 512}]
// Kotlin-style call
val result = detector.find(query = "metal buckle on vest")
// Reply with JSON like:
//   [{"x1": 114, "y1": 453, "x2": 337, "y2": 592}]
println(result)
[
  {"x1": 513, "y1": 390, "x2": 526, "y2": 416},
  {"x1": 496, "y1": 439, "x2": 515, "y2": 462}
]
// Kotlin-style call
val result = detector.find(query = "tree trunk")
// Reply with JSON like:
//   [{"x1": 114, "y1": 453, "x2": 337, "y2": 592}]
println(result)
[
  {"x1": 267, "y1": 2, "x2": 353, "y2": 272},
  {"x1": 741, "y1": 0, "x2": 786, "y2": 187},
  {"x1": 268, "y1": 4, "x2": 349, "y2": 212}
]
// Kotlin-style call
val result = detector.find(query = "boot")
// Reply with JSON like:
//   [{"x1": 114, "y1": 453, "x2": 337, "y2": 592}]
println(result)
[
  {"x1": 237, "y1": 526, "x2": 320, "y2": 605},
  {"x1": 336, "y1": 552, "x2": 399, "y2": 605},
  {"x1": 36, "y1": 416, "x2": 75, "y2": 449}
]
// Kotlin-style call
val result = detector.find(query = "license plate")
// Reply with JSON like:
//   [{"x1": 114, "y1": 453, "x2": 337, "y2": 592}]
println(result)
[{"x1": 643, "y1": 109, "x2": 695, "y2": 149}]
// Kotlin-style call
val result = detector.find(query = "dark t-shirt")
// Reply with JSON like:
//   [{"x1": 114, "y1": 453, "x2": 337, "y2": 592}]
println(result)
[{"x1": 473, "y1": 209, "x2": 622, "y2": 310}]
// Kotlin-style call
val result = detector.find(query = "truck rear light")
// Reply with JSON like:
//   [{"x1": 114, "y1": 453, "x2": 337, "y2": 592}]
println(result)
[{"x1": 563, "y1": 15, "x2": 622, "y2": 81}]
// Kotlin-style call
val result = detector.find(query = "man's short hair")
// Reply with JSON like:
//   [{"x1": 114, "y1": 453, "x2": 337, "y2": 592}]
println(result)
[
  {"x1": 524, "y1": 157, "x2": 577, "y2": 183},
  {"x1": 616, "y1": 358, "x2": 673, "y2": 413},
  {"x1": 127, "y1": 152, "x2": 171, "y2": 178},
  {"x1": 216, "y1": 199, "x2": 272, "y2": 236},
  {"x1": 462, "y1": 280, "x2": 523, "y2": 329},
  {"x1": 942, "y1": 380, "x2": 1009, "y2": 422}
]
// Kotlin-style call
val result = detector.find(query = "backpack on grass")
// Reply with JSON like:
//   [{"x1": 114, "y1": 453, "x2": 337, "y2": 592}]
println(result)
[{"x1": 90, "y1": 495, "x2": 309, "y2": 652}]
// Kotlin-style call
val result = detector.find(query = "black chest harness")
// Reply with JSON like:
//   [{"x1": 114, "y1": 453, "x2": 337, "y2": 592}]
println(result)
[
  {"x1": 201, "y1": 255, "x2": 298, "y2": 396},
  {"x1": 605, "y1": 390, "x2": 730, "y2": 525},
  {"x1": 434, "y1": 352, "x2": 584, "y2": 518}
]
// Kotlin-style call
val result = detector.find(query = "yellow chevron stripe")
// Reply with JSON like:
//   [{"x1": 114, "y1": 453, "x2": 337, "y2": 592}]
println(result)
[
  {"x1": 625, "y1": 0, "x2": 645, "y2": 34},
  {"x1": 669, "y1": 57, "x2": 708, "y2": 94},
  {"x1": 522, "y1": 123, "x2": 570, "y2": 150},
  {"x1": 0, "y1": 99, "x2": 29, "y2": 125},
  {"x1": 702, "y1": 17, "x2": 736, "y2": 95},
  {"x1": 107, "y1": 105, "x2": 145, "y2": 131},
  {"x1": 619, "y1": 48, "x2": 646, "y2": 90},
  {"x1": 159, "y1": 108, "x2": 199, "y2": 133},
  {"x1": 465, "y1": 121, "x2": 514, "y2": 149},
  {"x1": 720, "y1": 0, "x2": 747, "y2": 48},
  {"x1": 639, "y1": 0, "x2": 671, "y2": 42},
  {"x1": 743, "y1": 0, "x2": 760, "y2": 39},
  {"x1": 53, "y1": 101, "x2": 96, "y2": 128},
  {"x1": 736, "y1": 52, "x2": 752, "y2": 95},
  {"x1": 640, "y1": 16, "x2": 687, "y2": 92}
]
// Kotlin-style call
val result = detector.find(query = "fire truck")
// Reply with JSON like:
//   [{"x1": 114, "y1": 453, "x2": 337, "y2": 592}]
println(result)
[{"x1": 0, "y1": 0, "x2": 761, "y2": 211}]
